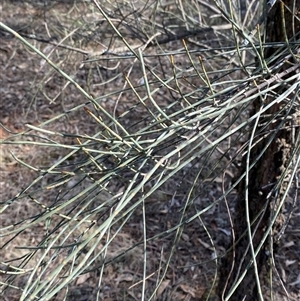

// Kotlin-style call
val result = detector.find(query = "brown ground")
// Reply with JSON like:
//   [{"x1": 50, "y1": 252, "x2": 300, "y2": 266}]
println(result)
[{"x1": 0, "y1": 1, "x2": 299, "y2": 301}]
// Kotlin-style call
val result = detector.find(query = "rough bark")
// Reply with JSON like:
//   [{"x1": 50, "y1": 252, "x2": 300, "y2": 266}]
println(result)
[{"x1": 217, "y1": 1, "x2": 300, "y2": 300}]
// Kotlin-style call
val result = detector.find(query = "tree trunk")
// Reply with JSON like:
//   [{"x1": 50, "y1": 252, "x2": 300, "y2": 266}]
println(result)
[{"x1": 218, "y1": 1, "x2": 300, "y2": 300}]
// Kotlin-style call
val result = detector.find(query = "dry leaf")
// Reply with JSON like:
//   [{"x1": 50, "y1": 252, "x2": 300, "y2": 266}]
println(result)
[
  {"x1": 283, "y1": 241, "x2": 295, "y2": 248},
  {"x1": 76, "y1": 273, "x2": 90, "y2": 285},
  {"x1": 198, "y1": 238, "x2": 213, "y2": 250},
  {"x1": 179, "y1": 284, "x2": 196, "y2": 298},
  {"x1": 156, "y1": 279, "x2": 170, "y2": 298},
  {"x1": 115, "y1": 274, "x2": 134, "y2": 282},
  {"x1": 181, "y1": 233, "x2": 189, "y2": 242},
  {"x1": 219, "y1": 228, "x2": 231, "y2": 236},
  {"x1": 285, "y1": 259, "x2": 296, "y2": 266}
]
